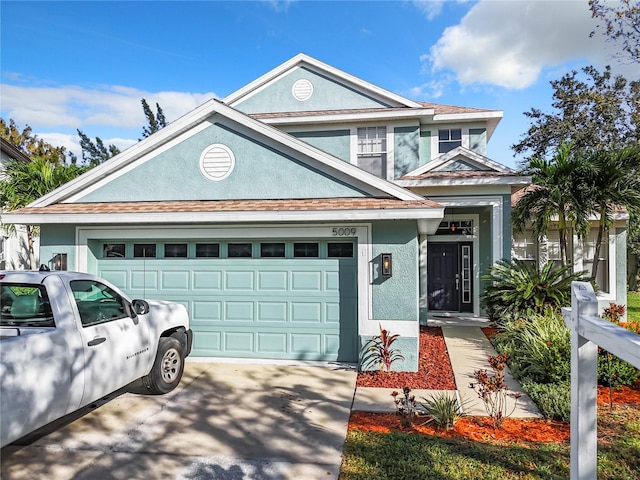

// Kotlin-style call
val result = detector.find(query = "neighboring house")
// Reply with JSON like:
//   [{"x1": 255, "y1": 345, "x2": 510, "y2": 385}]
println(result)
[
  {"x1": 0, "y1": 137, "x2": 37, "y2": 270},
  {"x1": 3, "y1": 54, "x2": 627, "y2": 369}
]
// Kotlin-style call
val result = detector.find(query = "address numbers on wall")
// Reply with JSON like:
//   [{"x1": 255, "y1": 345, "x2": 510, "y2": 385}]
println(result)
[{"x1": 332, "y1": 227, "x2": 357, "y2": 236}]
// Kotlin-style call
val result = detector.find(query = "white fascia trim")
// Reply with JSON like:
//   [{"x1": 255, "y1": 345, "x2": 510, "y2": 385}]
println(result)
[
  {"x1": 433, "y1": 111, "x2": 503, "y2": 123},
  {"x1": 224, "y1": 53, "x2": 422, "y2": 109},
  {"x1": 29, "y1": 99, "x2": 222, "y2": 207},
  {"x1": 259, "y1": 108, "x2": 435, "y2": 126},
  {"x1": 396, "y1": 176, "x2": 531, "y2": 188},
  {"x1": 4, "y1": 207, "x2": 445, "y2": 225}
]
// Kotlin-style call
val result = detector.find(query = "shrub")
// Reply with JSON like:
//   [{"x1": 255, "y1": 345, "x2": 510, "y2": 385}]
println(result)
[
  {"x1": 421, "y1": 392, "x2": 466, "y2": 430},
  {"x1": 598, "y1": 351, "x2": 640, "y2": 388},
  {"x1": 522, "y1": 381, "x2": 571, "y2": 421},
  {"x1": 492, "y1": 311, "x2": 571, "y2": 384},
  {"x1": 360, "y1": 323, "x2": 404, "y2": 372},
  {"x1": 481, "y1": 259, "x2": 586, "y2": 323}
]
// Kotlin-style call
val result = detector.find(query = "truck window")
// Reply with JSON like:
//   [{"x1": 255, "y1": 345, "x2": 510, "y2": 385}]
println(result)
[
  {"x1": 0, "y1": 283, "x2": 55, "y2": 327},
  {"x1": 70, "y1": 280, "x2": 128, "y2": 327}
]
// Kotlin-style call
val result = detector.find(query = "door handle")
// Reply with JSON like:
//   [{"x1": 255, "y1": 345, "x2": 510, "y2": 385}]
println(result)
[
  {"x1": 455, "y1": 273, "x2": 460, "y2": 290},
  {"x1": 87, "y1": 336, "x2": 106, "y2": 347}
]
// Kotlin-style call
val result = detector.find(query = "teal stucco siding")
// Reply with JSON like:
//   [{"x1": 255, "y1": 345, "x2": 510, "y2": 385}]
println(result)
[
  {"x1": 469, "y1": 128, "x2": 487, "y2": 156},
  {"x1": 290, "y1": 129, "x2": 351, "y2": 161},
  {"x1": 76, "y1": 120, "x2": 368, "y2": 203},
  {"x1": 419, "y1": 129, "x2": 431, "y2": 166},
  {"x1": 393, "y1": 126, "x2": 420, "y2": 179},
  {"x1": 39, "y1": 225, "x2": 77, "y2": 271},
  {"x1": 234, "y1": 66, "x2": 390, "y2": 114}
]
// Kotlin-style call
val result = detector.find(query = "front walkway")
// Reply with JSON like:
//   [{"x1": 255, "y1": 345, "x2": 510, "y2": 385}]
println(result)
[{"x1": 352, "y1": 325, "x2": 541, "y2": 418}]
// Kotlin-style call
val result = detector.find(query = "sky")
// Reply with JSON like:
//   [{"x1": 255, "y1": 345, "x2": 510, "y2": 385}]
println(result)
[{"x1": 0, "y1": 0, "x2": 634, "y2": 169}]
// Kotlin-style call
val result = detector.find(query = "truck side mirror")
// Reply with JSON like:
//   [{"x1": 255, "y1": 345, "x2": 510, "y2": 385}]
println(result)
[{"x1": 131, "y1": 299, "x2": 150, "y2": 316}]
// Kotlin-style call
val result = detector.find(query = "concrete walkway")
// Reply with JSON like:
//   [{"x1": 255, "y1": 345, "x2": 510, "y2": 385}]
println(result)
[{"x1": 352, "y1": 326, "x2": 541, "y2": 418}]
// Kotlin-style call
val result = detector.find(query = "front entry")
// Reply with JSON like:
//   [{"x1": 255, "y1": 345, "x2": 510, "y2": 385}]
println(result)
[{"x1": 427, "y1": 242, "x2": 473, "y2": 312}]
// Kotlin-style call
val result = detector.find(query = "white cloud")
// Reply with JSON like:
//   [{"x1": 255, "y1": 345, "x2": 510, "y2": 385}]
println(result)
[
  {"x1": 0, "y1": 82, "x2": 217, "y2": 131},
  {"x1": 425, "y1": 0, "x2": 619, "y2": 90},
  {"x1": 412, "y1": 0, "x2": 446, "y2": 20}
]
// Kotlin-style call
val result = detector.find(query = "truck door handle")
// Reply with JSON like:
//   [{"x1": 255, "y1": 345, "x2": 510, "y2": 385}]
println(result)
[{"x1": 87, "y1": 336, "x2": 106, "y2": 347}]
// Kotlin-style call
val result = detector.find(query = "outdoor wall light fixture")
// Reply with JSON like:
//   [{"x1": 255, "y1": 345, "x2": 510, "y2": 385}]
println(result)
[
  {"x1": 381, "y1": 253, "x2": 392, "y2": 277},
  {"x1": 49, "y1": 253, "x2": 67, "y2": 271}
]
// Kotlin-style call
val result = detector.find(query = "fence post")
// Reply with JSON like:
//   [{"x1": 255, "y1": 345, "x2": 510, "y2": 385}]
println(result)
[{"x1": 568, "y1": 281, "x2": 599, "y2": 480}]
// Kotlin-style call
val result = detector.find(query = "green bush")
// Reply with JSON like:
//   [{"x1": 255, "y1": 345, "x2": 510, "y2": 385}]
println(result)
[
  {"x1": 492, "y1": 311, "x2": 571, "y2": 384},
  {"x1": 481, "y1": 259, "x2": 586, "y2": 323},
  {"x1": 598, "y1": 351, "x2": 640, "y2": 388},
  {"x1": 522, "y1": 381, "x2": 571, "y2": 421}
]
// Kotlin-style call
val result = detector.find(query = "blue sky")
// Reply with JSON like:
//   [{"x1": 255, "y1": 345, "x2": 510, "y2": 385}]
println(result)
[{"x1": 0, "y1": 0, "x2": 631, "y2": 169}]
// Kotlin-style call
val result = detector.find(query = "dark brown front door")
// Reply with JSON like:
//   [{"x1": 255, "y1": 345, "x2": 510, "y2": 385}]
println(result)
[{"x1": 427, "y1": 242, "x2": 473, "y2": 312}]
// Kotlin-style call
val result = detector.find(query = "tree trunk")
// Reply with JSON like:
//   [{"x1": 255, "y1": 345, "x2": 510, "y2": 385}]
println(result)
[
  {"x1": 629, "y1": 252, "x2": 639, "y2": 292},
  {"x1": 26, "y1": 225, "x2": 35, "y2": 270}
]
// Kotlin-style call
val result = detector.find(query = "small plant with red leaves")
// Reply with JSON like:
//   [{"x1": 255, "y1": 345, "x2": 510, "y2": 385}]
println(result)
[
  {"x1": 469, "y1": 353, "x2": 520, "y2": 429},
  {"x1": 360, "y1": 323, "x2": 405, "y2": 372},
  {"x1": 391, "y1": 387, "x2": 420, "y2": 428}
]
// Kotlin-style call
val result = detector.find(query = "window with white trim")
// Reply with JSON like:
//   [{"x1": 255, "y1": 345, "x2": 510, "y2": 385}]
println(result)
[
  {"x1": 357, "y1": 126, "x2": 387, "y2": 178},
  {"x1": 512, "y1": 232, "x2": 537, "y2": 262},
  {"x1": 438, "y1": 129, "x2": 462, "y2": 153}
]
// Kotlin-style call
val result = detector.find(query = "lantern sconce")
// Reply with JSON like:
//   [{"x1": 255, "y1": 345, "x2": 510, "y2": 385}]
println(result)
[
  {"x1": 49, "y1": 253, "x2": 67, "y2": 271},
  {"x1": 381, "y1": 253, "x2": 392, "y2": 277}
]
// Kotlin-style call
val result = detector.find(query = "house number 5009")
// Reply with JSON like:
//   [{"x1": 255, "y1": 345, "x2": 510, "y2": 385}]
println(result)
[{"x1": 332, "y1": 227, "x2": 357, "y2": 236}]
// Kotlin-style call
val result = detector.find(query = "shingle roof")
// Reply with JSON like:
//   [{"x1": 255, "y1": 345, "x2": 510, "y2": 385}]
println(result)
[
  {"x1": 249, "y1": 102, "x2": 497, "y2": 120},
  {"x1": 14, "y1": 197, "x2": 442, "y2": 215}
]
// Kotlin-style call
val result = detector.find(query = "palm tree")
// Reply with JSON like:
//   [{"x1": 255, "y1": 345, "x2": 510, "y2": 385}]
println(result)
[
  {"x1": 513, "y1": 143, "x2": 591, "y2": 268},
  {"x1": 0, "y1": 157, "x2": 86, "y2": 268},
  {"x1": 584, "y1": 146, "x2": 640, "y2": 283}
]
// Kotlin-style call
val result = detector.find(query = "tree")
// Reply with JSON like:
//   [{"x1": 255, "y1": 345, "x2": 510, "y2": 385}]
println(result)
[
  {"x1": 584, "y1": 146, "x2": 640, "y2": 283},
  {"x1": 140, "y1": 98, "x2": 167, "y2": 139},
  {"x1": 512, "y1": 65, "x2": 639, "y2": 161},
  {"x1": 0, "y1": 118, "x2": 69, "y2": 165},
  {"x1": 0, "y1": 158, "x2": 87, "y2": 268},
  {"x1": 512, "y1": 143, "x2": 591, "y2": 268},
  {"x1": 590, "y1": 0, "x2": 640, "y2": 64},
  {"x1": 76, "y1": 130, "x2": 121, "y2": 166}
]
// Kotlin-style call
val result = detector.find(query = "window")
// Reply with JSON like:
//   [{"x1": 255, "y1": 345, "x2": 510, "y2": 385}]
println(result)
[
  {"x1": 164, "y1": 243, "x2": 187, "y2": 258},
  {"x1": 196, "y1": 243, "x2": 220, "y2": 258},
  {"x1": 260, "y1": 243, "x2": 285, "y2": 258},
  {"x1": 438, "y1": 129, "x2": 462, "y2": 153},
  {"x1": 228, "y1": 243, "x2": 252, "y2": 258},
  {"x1": 0, "y1": 284, "x2": 54, "y2": 327},
  {"x1": 70, "y1": 280, "x2": 128, "y2": 326},
  {"x1": 583, "y1": 229, "x2": 609, "y2": 292},
  {"x1": 328, "y1": 242, "x2": 354, "y2": 258},
  {"x1": 357, "y1": 126, "x2": 387, "y2": 177},
  {"x1": 134, "y1": 243, "x2": 156, "y2": 258},
  {"x1": 294, "y1": 242, "x2": 319, "y2": 258},
  {"x1": 103, "y1": 243, "x2": 125, "y2": 258},
  {"x1": 512, "y1": 233, "x2": 537, "y2": 261}
]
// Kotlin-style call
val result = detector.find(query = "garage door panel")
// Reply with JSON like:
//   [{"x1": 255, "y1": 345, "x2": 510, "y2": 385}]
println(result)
[
  {"x1": 224, "y1": 332, "x2": 254, "y2": 352},
  {"x1": 257, "y1": 333, "x2": 287, "y2": 354},
  {"x1": 161, "y1": 270, "x2": 190, "y2": 289},
  {"x1": 225, "y1": 302, "x2": 254, "y2": 321},
  {"x1": 192, "y1": 301, "x2": 222, "y2": 323},
  {"x1": 193, "y1": 271, "x2": 222, "y2": 290},
  {"x1": 257, "y1": 271, "x2": 288, "y2": 290},
  {"x1": 131, "y1": 270, "x2": 158, "y2": 290},
  {"x1": 291, "y1": 271, "x2": 322, "y2": 291},
  {"x1": 193, "y1": 331, "x2": 222, "y2": 354},
  {"x1": 257, "y1": 302, "x2": 288, "y2": 322},
  {"x1": 226, "y1": 271, "x2": 255, "y2": 290},
  {"x1": 291, "y1": 302, "x2": 322, "y2": 322},
  {"x1": 291, "y1": 334, "x2": 322, "y2": 356}
]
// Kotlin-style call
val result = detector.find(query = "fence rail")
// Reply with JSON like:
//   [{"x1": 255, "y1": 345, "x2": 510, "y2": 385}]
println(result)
[{"x1": 562, "y1": 281, "x2": 640, "y2": 480}]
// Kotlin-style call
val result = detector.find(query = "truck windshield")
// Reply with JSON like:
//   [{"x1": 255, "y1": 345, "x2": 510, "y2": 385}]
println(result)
[{"x1": 0, "y1": 283, "x2": 55, "y2": 327}]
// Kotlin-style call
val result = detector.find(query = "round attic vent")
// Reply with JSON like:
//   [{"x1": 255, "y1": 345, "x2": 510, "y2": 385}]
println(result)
[
  {"x1": 199, "y1": 144, "x2": 235, "y2": 181},
  {"x1": 292, "y1": 79, "x2": 313, "y2": 101}
]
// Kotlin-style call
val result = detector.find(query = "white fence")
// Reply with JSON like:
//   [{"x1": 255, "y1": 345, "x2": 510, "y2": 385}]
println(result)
[{"x1": 562, "y1": 281, "x2": 640, "y2": 480}]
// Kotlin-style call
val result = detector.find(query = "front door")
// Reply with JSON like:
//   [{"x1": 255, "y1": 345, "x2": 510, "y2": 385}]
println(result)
[{"x1": 427, "y1": 242, "x2": 473, "y2": 312}]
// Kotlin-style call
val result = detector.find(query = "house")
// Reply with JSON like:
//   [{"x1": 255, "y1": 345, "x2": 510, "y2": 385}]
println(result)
[
  {"x1": 0, "y1": 137, "x2": 37, "y2": 270},
  {"x1": 2, "y1": 54, "x2": 628, "y2": 369}
]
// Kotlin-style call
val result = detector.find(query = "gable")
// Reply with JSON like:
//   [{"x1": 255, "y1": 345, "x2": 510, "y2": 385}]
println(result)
[
  {"x1": 231, "y1": 66, "x2": 393, "y2": 115},
  {"x1": 72, "y1": 115, "x2": 373, "y2": 203},
  {"x1": 434, "y1": 158, "x2": 490, "y2": 172},
  {"x1": 405, "y1": 146, "x2": 515, "y2": 177}
]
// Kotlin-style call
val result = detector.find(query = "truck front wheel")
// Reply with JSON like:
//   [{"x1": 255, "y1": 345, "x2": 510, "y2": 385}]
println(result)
[{"x1": 142, "y1": 336, "x2": 185, "y2": 394}]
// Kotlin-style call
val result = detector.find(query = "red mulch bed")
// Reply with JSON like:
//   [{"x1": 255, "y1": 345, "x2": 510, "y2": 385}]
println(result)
[
  {"x1": 349, "y1": 411, "x2": 570, "y2": 443},
  {"x1": 356, "y1": 326, "x2": 456, "y2": 389},
  {"x1": 351, "y1": 325, "x2": 640, "y2": 443}
]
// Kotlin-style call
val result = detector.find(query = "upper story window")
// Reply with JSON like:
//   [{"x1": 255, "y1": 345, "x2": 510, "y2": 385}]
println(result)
[
  {"x1": 357, "y1": 126, "x2": 387, "y2": 178},
  {"x1": 438, "y1": 129, "x2": 462, "y2": 153}
]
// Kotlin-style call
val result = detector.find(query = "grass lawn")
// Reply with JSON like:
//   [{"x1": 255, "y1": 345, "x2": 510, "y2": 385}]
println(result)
[
  {"x1": 339, "y1": 407, "x2": 640, "y2": 480},
  {"x1": 628, "y1": 291, "x2": 640, "y2": 322}
]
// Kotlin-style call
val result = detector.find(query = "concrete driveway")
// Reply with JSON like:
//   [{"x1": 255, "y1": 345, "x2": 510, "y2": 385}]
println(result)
[{"x1": 1, "y1": 362, "x2": 357, "y2": 480}]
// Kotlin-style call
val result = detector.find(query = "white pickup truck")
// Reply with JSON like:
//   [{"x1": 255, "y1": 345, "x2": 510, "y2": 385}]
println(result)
[{"x1": 0, "y1": 270, "x2": 192, "y2": 448}]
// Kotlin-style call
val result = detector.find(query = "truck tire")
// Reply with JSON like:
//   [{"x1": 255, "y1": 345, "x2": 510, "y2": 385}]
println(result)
[{"x1": 142, "y1": 336, "x2": 185, "y2": 394}]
